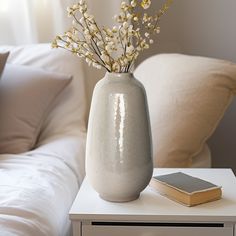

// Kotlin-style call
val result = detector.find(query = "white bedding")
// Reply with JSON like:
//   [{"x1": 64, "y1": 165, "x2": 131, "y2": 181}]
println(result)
[
  {"x1": 0, "y1": 133, "x2": 86, "y2": 236},
  {"x1": 0, "y1": 44, "x2": 88, "y2": 236}
]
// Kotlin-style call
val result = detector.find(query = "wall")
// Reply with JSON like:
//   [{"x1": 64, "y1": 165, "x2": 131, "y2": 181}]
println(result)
[{"x1": 138, "y1": 0, "x2": 236, "y2": 172}]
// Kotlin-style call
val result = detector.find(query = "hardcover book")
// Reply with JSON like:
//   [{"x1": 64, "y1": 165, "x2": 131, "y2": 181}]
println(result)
[{"x1": 149, "y1": 172, "x2": 222, "y2": 206}]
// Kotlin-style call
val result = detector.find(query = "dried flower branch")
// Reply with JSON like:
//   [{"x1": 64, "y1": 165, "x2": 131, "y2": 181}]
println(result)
[{"x1": 52, "y1": 0, "x2": 173, "y2": 73}]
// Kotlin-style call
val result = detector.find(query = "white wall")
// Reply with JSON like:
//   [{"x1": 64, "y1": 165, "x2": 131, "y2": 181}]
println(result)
[
  {"x1": 138, "y1": 0, "x2": 236, "y2": 63},
  {"x1": 138, "y1": 0, "x2": 236, "y2": 172},
  {"x1": 176, "y1": 0, "x2": 236, "y2": 62}
]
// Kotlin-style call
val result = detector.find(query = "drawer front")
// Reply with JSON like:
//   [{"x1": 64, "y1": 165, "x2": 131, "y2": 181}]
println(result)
[{"x1": 82, "y1": 224, "x2": 233, "y2": 236}]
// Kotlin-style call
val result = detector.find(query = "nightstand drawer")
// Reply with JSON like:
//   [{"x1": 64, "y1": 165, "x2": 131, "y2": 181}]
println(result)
[{"x1": 82, "y1": 222, "x2": 233, "y2": 236}]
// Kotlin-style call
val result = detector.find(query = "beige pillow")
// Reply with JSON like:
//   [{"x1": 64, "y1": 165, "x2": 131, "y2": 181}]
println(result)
[
  {"x1": 0, "y1": 52, "x2": 9, "y2": 78},
  {"x1": 0, "y1": 64, "x2": 72, "y2": 154},
  {"x1": 135, "y1": 54, "x2": 236, "y2": 167}
]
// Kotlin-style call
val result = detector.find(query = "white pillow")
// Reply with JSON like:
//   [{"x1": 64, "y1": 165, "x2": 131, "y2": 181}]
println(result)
[
  {"x1": 135, "y1": 54, "x2": 236, "y2": 167},
  {"x1": 0, "y1": 44, "x2": 87, "y2": 144}
]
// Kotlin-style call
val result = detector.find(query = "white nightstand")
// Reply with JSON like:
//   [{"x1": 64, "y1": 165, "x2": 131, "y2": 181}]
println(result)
[{"x1": 69, "y1": 168, "x2": 236, "y2": 236}]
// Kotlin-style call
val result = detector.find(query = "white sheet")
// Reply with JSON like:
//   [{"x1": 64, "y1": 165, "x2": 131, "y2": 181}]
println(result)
[{"x1": 0, "y1": 133, "x2": 86, "y2": 236}]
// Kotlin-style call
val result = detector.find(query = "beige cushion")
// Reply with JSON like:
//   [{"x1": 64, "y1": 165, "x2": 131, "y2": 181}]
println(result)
[
  {"x1": 134, "y1": 54, "x2": 236, "y2": 167},
  {"x1": 0, "y1": 64, "x2": 72, "y2": 154},
  {"x1": 0, "y1": 52, "x2": 9, "y2": 77}
]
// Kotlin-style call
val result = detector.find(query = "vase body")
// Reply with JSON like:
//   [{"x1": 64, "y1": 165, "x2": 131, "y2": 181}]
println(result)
[{"x1": 86, "y1": 72, "x2": 153, "y2": 202}]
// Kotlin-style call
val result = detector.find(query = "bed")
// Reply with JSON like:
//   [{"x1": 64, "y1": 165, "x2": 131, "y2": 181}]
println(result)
[{"x1": 0, "y1": 44, "x2": 214, "y2": 236}]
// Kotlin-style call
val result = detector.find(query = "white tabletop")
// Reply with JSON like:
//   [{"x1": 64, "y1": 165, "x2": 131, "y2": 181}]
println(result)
[{"x1": 69, "y1": 168, "x2": 236, "y2": 222}]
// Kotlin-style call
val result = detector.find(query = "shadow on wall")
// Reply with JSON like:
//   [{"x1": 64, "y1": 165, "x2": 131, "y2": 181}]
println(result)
[
  {"x1": 137, "y1": 0, "x2": 236, "y2": 172},
  {"x1": 208, "y1": 99, "x2": 236, "y2": 174}
]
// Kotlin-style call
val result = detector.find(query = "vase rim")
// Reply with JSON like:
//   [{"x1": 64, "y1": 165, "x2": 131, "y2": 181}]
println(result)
[
  {"x1": 105, "y1": 72, "x2": 134, "y2": 80},
  {"x1": 106, "y1": 72, "x2": 133, "y2": 75}
]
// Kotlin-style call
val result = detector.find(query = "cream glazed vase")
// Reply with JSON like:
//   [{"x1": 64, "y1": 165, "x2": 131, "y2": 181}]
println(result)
[{"x1": 86, "y1": 72, "x2": 153, "y2": 202}]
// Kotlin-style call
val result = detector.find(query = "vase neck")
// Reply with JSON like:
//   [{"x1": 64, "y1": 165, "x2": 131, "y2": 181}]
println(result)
[{"x1": 105, "y1": 72, "x2": 133, "y2": 81}]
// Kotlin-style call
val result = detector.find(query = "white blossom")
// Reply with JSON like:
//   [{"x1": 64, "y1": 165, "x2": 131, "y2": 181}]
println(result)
[
  {"x1": 123, "y1": 22, "x2": 128, "y2": 28},
  {"x1": 131, "y1": 0, "x2": 137, "y2": 7},
  {"x1": 126, "y1": 45, "x2": 134, "y2": 54},
  {"x1": 141, "y1": 0, "x2": 151, "y2": 9}
]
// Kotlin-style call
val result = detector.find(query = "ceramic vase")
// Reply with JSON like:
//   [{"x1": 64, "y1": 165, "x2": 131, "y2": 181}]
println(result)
[{"x1": 86, "y1": 72, "x2": 153, "y2": 202}]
